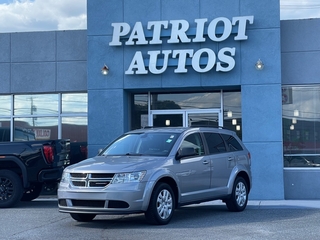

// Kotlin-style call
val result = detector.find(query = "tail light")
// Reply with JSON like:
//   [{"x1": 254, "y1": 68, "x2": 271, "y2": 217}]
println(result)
[{"x1": 43, "y1": 145, "x2": 54, "y2": 164}]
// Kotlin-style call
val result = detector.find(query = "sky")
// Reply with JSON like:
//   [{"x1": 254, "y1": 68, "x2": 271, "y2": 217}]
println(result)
[{"x1": 0, "y1": 0, "x2": 319, "y2": 33}]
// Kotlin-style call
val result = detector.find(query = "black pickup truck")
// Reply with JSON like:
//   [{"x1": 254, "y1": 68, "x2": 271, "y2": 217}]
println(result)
[{"x1": 0, "y1": 139, "x2": 70, "y2": 208}]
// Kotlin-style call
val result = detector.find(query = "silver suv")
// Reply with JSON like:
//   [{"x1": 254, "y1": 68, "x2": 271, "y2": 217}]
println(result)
[{"x1": 58, "y1": 127, "x2": 252, "y2": 225}]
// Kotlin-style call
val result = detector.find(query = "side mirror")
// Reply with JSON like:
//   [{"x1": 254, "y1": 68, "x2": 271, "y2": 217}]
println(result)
[{"x1": 176, "y1": 147, "x2": 197, "y2": 160}]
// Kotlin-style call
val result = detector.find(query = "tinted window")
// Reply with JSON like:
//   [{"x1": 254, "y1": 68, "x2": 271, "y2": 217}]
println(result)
[
  {"x1": 181, "y1": 133, "x2": 205, "y2": 156},
  {"x1": 203, "y1": 132, "x2": 226, "y2": 154},
  {"x1": 221, "y1": 134, "x2": 243, "y2": 151}
]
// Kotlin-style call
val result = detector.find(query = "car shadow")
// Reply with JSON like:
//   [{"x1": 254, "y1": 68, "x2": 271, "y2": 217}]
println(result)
[{"x1": 72, "y1": 203, "x2": 319, "y2": 229}]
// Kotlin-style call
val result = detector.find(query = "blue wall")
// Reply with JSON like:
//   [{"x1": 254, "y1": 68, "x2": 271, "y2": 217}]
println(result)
[
  {"x1": 0, "y1": 30, "x2": 87, "y2": 94},
  {"x1": 87, "y1": 0, "x2": 283, "y2": 199}
]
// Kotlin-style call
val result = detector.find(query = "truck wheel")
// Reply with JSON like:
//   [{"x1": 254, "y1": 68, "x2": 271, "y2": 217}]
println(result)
[
  {"x1": 70, "y1": 213, "x2": 96, "y2": 222},
  {"x1": 145, "y1": 182, "x2": 175, "y2": 225},
  {"x1": 21, "y1": 183, "x2": 43, "y2": 201},
  {"x1": 0, "y1": 170, "x2": 23, "y2": 208},
  {"x1": 225, "y1": 177, "x2": 248, "y2": 212}
]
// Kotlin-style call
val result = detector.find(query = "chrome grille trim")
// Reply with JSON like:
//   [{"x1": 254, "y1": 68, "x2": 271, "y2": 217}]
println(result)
[{"x1": 70, "y1": 173, "x2": 114, "y2": 188}]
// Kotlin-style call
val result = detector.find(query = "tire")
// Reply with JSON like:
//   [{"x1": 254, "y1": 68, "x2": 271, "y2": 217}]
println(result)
[
  {"x1": 145, "y1": 182, "x2": 175, "y2": 225},
  {"x1": 0, "y1": 170, "x2": 23, "y2": 208},
  {"x1": 21, "y1": 183, "x2": 43, "y2": 201},
  {"x1": 225, "y1": 177, "x2": 248, "y2": 212},
  {"x1": 70, "y1": 213, "x2": 96, "y2": 222}
]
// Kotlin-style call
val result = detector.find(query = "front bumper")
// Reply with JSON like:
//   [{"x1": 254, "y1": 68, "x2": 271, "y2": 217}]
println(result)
[{"x1": 58, "y1": 181, "x2": 150, "y2": 215}]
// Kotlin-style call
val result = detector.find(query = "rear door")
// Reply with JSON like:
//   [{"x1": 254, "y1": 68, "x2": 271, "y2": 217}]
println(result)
[{"x1": 203, "y1": 132, "x2": 234, "y2": 195}]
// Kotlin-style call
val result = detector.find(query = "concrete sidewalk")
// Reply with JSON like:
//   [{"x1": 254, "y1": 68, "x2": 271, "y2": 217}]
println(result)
[
  {"x1": 246, "y1": 200, "x2": 320, "y2": 209},
  {"x1": 198, "y1": 199, "x2": 320, "y2": 209}
]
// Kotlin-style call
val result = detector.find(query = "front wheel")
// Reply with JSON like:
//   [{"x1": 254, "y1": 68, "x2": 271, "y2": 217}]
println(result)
[
  {"x1": 225, "y1": 177, "x2": 248, "y2": 212},
  {"x1": 70, "y1": 213, "x2": 96, "y2": 222},
  {"x1": 145, "y1": 182, "x2": 175, "y2": 225},
  {"x1": 0, "y1": 170, "x2": 23, "y2": 208}
]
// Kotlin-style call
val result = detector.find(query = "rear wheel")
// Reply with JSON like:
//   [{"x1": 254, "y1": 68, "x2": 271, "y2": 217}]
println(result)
[
  {"x1": 0, "y1": 170, "x2": 23, "y2": 208},
  {"x1": 70, "y1": 213, "x2": 96, "y2": 222},
  {"x1": 145, "y1": 182, "x2": 175, "y2": 225},
  {"x1": 21, "y1": 183, "x2": 43, "y2": 201},
  {"x1": 225, "y1": 177, "x2": 248, "y2": 212}
]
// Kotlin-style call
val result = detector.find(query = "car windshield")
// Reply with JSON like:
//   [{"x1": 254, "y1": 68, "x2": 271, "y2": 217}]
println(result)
[{"x1": 100, "y1": 132, "x2": 180, "y2": 156}]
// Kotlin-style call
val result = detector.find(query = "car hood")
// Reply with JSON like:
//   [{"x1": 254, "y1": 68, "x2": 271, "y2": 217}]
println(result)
[{"x1": 65, "y1": 155, "x2": 168, "y2": 173}]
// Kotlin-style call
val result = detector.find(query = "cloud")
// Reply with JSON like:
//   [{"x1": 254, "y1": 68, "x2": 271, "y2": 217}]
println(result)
[
  {"x1": 280, "y1": 0, "x2": 320, "y2": 20},
  {"x1": 1, "y1": 0, "x2": 320, "y2": 33},
  {"x1": 0, "y1": 0, "x2": 86, "y2": 33}
]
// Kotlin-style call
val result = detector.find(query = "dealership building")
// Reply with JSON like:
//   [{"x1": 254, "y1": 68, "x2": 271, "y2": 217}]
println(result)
[{"x1": 1, "y1": 0, "x2": 320, "y2": 200}]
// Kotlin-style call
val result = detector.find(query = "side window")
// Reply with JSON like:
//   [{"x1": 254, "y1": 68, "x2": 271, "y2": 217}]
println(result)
[
  {"x1": 203, "y1": 132, "x2": 226, "y2": 154},
  {"x1": 221, "y1": 134, "x2": 243, "y2": 151},
  {"x1": 181, "y1": 133, "x2": 205, "y2": 156}
]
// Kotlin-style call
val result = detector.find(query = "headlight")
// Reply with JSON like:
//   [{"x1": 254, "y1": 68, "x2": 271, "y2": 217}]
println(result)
[
  {"x1": 59, "y1": 171, "x2": 70, "y2": 187},
  {"x1": 112, "y1": 171, "x2": 146, "y2": 184}
]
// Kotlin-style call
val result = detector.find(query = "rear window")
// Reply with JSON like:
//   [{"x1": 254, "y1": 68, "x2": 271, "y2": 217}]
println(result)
[
  {"x1": 221, "y1": 134, "x2": 243, "y2": 151},
  {"x1": 203, "y1": 132, "x2": 226, "y2": 154}
]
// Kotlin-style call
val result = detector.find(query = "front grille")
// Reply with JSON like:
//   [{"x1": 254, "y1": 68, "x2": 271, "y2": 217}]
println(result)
[
  {"x1": 72, "y1": 199, "x2": 105, "y2": 208},
  {"x1": 70, "y1": 172, "x2": 114, "y2": 188}
]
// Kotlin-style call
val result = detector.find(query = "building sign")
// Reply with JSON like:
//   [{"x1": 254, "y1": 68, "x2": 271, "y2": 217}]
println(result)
[{"x1": 110, "y1": 16, "x2": 254, "y2": 75}]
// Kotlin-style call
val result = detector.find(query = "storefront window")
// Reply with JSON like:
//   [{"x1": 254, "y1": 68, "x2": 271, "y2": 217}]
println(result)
[
  {"x1": 14, "y1": 94, "x2": 58, "y2": 115},
  {"x1": 14, "y1": 117, "x2": 58, "y2": 140},
  {"x1": 62, "y1": 93, "x2": 88, "y2": 113},
  {"x1": 0, "y1": 93, "x2": 87, "y2": 142},
  {"x1": 62, "y1": 117, "x2": 87, "y2": 142},
  {"x1": 223, "y1": 91, "x2": 242, "y2": 138},
  {"x1": 0, "y1": 96, "x2": 11, "y2": 116},
  {"x1": 0, "y1": 118, "x2": 11, "y2": 142},
  {"x1": 151, "y1": 92, "x2": 221, "y2": 110},
  {"x1": 282, "y1": 85, "x2": 320, "y2": 167},
  {"x1": 131, "y1": 91, "x2": 242, "y2": 138},
  {"x1": 132, "y1": 94, "x2": 148, "y2": 129}
]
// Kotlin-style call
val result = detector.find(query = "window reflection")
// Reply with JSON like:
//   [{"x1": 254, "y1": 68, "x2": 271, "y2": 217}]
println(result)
[
  {"x1": 62, "y1": 93, "x2": 88, "y2": 113},
  {"x1": 62, "y1": 117, "x2": 87, "y2": 142},
  {"x1": 132, "y1": 94, "x2": 148, "y2": 129},
  {"x1": 14, "y1": 117, "x2": 58, "y2": 140},
  {"x1": 223, "y1": 92, "x2": 242, "y2": 138},
  {"x1": 282, "y1": 85, "x2": 320, "y2": 167},
  {"x1": 14, "y1": 94, "x2": 58, "y2": 115},
  {"x1": 0, "y1": 96, "x2": 11, "y2": 116},
  {"x1": 151, "y1": 92, "x2": 221, "y2": 110},
  {"x1": 0, "y1": 118, "x2": 11, "y2": 142},
  {"x1": 0, "y1": 93, "x2": 87, "y2": 143}
]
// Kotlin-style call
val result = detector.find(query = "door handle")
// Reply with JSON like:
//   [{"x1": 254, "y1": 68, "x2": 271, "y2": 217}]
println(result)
[
  {"x1": 228, "y1": 157, "x2": 234, "y2": 161},
  {"x1": 203, "y1": 160, "x2": 209, "y2": 165}
]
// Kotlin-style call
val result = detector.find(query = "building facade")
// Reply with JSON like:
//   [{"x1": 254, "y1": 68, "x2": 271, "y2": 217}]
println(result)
[{"x1": 0, "y1": 0, "x2": 319, "y2": 199}]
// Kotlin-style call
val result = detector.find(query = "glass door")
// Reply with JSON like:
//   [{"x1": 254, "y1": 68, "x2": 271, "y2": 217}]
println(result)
[
  {"x1": 152, "y1": 112, "x2": 184, "y2": 127},
  {"x1": 187, "y1": 112, "x2": 220, "y2": 127},
  {"x1": 150, "y1": 109, "x2": 222, "y2": 127}
]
